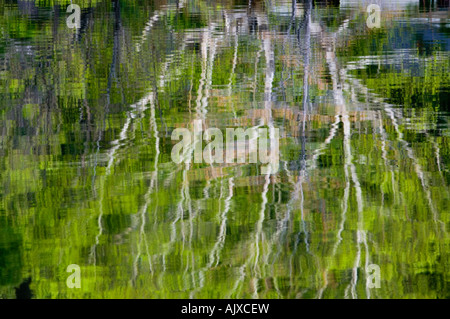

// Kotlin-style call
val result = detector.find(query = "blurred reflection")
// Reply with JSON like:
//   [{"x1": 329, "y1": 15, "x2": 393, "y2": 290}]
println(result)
[{"x1": 0, "y1": 0, "x2": 449, "y2": 298}]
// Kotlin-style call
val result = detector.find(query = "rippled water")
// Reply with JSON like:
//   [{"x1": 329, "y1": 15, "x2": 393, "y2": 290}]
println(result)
[{"x1": 0, "y1": 0, "x2": 449, "y2": 299}]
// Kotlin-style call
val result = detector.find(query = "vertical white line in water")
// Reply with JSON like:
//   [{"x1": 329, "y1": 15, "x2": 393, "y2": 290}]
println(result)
[
  {"x1": 252, "y1": 173, "x2": 271, "y2": 299},
  {"x1": 346, "y1": 74, "x2": 444, "y2": 227},
  {"x1": 228, "y1": 30, "x2": 239, "y2": 118},
  {"x1": 209, "y1": 178, "x2": 234, "y2": 268},
  {"x1": 90, "y1": 92, "x2": 153, "y2": 275},
  {"x1": 133, "y1": 93, "x2": 160, "y2": 281},
  {"x1": 192, "y1": 177, "x2": 235, "y2": 297},
  {"x1": 326, "y1": 40, "x2": 367, "y2": 299}
]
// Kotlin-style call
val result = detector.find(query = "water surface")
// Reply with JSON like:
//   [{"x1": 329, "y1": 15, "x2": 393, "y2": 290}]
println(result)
[{"x1": 0, "y1": 0, "x2": 449, "y2": 298}]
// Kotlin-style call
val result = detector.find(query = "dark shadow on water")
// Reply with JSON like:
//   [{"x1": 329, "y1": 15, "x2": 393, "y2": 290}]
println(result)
[{"x1": 15, "y1": 277, "x2": 33, "y2": 299}]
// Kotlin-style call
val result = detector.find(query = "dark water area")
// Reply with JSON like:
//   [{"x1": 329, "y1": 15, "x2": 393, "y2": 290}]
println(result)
[{"x1": 0, "y1": 0, "x2": 449, "y2": 298}]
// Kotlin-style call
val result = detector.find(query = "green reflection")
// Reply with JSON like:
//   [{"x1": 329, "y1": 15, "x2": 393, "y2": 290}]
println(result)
[{"x1": 0, "y1": 0, "x2": 449, "y2": 299}]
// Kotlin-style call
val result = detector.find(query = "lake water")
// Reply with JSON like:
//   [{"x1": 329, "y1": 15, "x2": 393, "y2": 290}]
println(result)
[{"x1": 0, "y1": 0, "x2": 449, "y2": 298}]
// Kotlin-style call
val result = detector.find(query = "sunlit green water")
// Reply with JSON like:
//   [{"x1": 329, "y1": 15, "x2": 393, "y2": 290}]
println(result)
[{"x1": 0, "y1": 0, "x2": 449, "y2": 299}]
